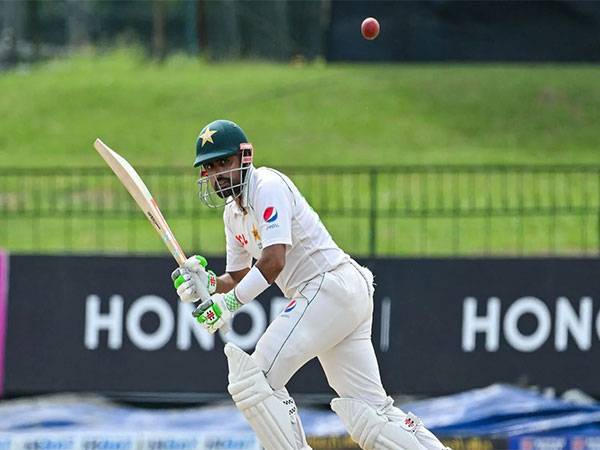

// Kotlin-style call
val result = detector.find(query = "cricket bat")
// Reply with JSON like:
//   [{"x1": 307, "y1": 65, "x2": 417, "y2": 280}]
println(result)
[
  {"x1": 93, "y1": 138, "x2": 188, "y2": 266},
  {"x1": 94, "y1": 139, "x2": 229, "y2": 334}
]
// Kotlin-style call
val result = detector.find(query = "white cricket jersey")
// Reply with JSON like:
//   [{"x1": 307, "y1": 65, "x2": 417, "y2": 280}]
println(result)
[{"x1": 223, "y1": 166, "x2": 349, "y2": 298}]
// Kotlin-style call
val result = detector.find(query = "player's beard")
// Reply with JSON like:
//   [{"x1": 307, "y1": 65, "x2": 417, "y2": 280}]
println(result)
[{"x1": 214, "y1": 176, "x2": 241, "y2": 199}]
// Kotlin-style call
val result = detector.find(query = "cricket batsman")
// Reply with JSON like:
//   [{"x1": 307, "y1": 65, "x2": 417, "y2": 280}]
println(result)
[{"x1": 171, "y1": 119, "x2": 448, "y2": 450}]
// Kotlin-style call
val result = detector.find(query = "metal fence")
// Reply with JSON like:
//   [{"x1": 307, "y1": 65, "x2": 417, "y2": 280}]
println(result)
[{"x1": 1, "y1": 165, "x2": 600, "y2": 257}]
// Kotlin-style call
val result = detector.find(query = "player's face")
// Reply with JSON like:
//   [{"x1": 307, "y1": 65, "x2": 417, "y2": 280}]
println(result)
[{"x1": 203, "y1": 154, "x2": 243, "y2": 198}]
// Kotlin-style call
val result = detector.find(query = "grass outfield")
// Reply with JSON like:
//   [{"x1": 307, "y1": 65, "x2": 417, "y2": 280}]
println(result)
[
  {"x1": 1, "y1": 50, "x2": 599, "y2": 168},
  {"x1": 1, "y1": 51, "x2": 599, "y2": 256}
]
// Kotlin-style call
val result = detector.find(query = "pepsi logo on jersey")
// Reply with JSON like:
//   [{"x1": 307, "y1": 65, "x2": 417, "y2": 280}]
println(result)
[
  {"x1": 263, "y1": 206, "x2": 278, "y2": 223},
  {"x1": 284, "y1": 299, "x2": 297, "y2": 313}
]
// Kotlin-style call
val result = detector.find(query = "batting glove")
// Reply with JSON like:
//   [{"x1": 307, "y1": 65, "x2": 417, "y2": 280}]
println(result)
[
  {"x1": 192, "y1": 290, "x2": 242, "y2": 334},
  {"x1": 171, "y1": 255, "x2": 217, "y2": 303}
]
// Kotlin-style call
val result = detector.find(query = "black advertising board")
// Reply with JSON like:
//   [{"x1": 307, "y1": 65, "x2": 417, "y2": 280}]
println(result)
[
  {"x1": 368, "y1": 259, "x2": 600, "y2": 396},
  {"x1": 2, "y1": 255, "x2": 599, "y2": 400}
]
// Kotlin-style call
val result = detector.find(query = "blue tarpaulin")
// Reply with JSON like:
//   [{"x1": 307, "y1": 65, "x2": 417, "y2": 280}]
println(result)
[
  {"x1": 404, "y1": 384, "x2": 600, "y2": 437},
  {"x1": 1, "y1": 384, "x2": 599, "y2": 441}
]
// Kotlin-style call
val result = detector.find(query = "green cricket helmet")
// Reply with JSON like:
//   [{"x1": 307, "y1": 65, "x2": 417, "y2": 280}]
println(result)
[
  {"x1": 194, "y1": 119, "x2": 250, "y2": 168},
  {"x1": 195, "y1": 119, "x2": 254, "y2": 208}
]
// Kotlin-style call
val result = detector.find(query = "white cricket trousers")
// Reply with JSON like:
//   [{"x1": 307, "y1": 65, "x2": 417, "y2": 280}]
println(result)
[{"x1": 252, "y1": 260, "x2": 389, "y2": 407}]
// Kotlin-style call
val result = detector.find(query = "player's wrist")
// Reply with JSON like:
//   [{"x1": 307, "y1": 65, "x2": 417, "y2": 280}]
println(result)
[
  {"x1": 223, "y1": 290, "x2": 243, "y2": 313},
  {"x1": 234, "y1": 265, "x2": 270, "y2": 304}
]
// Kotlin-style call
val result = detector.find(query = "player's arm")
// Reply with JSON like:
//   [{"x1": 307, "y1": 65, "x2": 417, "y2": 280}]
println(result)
[
  {"x1": 255, "y1": 244, "x2": 286, "y2": 283},
  {"x1": 202, "y1": 243, "x2": 285, "y2": 312},
  {"x1": 207, "y1": 243, "x2": 286, "y2": 298},
  {"x1": 215, "y1": 268, "x2": 250, "y2": 293}
]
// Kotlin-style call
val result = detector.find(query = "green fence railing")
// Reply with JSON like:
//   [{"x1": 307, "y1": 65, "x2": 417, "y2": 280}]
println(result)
[{"x1": 1, "y1": 165, "x2": 600, "y2": 257}]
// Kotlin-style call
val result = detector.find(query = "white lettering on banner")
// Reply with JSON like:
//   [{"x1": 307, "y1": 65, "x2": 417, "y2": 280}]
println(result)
[
  {"x1": 504, "y1": 297, "x2": 551, "y2": 352},
  {"x1": 85, "y1": 295, "x2": 124, "y2": 350},
  {"x1": 177, "y1": 302, "x2": 215, "y2": 351},
  {"x1": 597, "y1": 312, "x2": 600, "y2": 346},
  {"x1": 126, "y1": 296, "x2": 174, "y2": 351},
  {"x1": 85, "y1": 295, "x2": 278, "y2": 351},
  {"x1": 463, "y1": 296, "x2": 600, "y2": 352},
  {"x1": 380, "y1": 297, "x2": 391, "y2": 352},
  {"x1": 555, "y1": 297, "x2": 592, "y2": 351},
  {"x1": 462, "y1": 297, "x2": 500, "y2": 351},
  {"x1": 85, "y1": 294, "x2": 391, "y2": 352}
]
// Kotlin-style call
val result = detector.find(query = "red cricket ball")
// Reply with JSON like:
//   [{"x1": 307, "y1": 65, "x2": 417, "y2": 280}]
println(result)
[{"x1": 361, "y1": 17, "x2": 380, "y2": 40}]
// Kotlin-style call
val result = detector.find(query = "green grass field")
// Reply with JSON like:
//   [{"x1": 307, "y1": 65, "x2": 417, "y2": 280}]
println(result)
[
  {"x1": 1, "y1": 51, "x2": 599, "y2": 256},
  {"x1": 1, "y1": 50, "x2": 599, "y2": 168}
]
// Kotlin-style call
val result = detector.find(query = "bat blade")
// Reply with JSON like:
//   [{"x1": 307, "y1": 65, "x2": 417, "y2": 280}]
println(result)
[
  {"x1": 94, "y1": 138, "x2": 187, "y2": 266},
  {"x1": 93, "y1": 139, "x2": 228, "y2": 335}
]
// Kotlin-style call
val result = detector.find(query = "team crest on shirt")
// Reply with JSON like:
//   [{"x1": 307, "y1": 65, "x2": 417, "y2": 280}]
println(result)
[
  {"x1": 263, "y1": 206, "x2": 278, "y2": 223},
  {"x1": 252, "y1": 224, "x2": 261, "y2": 241},
  {"x1": 251, "y1": 224, "x2": 262, "y2": 250}
]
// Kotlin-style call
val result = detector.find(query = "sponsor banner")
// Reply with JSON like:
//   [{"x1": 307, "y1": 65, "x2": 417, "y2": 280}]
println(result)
[
  {"x1": 3, "y1": 256, "x2": 600, "y2": 398},
  {"x1": 77, "y1": 434, "x2": 136, "y2": 450},
  {"x1": 3, "y1": 255, "x2": 322, "y2": 396},
  {"x1": 369, "y1": 258, "x2": 600, "y2": 396},
  {"x1": 0, "y1": 250, "x2": 8, "y2": 397},
  {"x1": 8, "y1": 432, "x2": 80, "y2": 450},
  {"x1": 138, "y1": 432, "x2": 203, "y2": 450},
  {"x1": 0, "y1": 433, "x2": 523, "y2": 450},
  {"x1": 510, "y1": 436, "x2": 600, "y2": 450},
  {"x1": 199, "y1": 434, "x2": 258, "y2": 450},
  {"x1": 139, "y1": 432, "x2": 259, "y2": 450},
  {"x1": 0, "y1": 432, "x2": 259, "y2": 450}
]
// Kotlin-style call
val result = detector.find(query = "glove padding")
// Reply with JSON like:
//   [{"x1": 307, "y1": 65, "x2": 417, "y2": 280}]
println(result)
[
  {"x1": 171, "y1": 255, "x2": 217, "y2": 303},
  {"x1": 193, "y1": 291, "x2": 240, "y2": 334}
]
